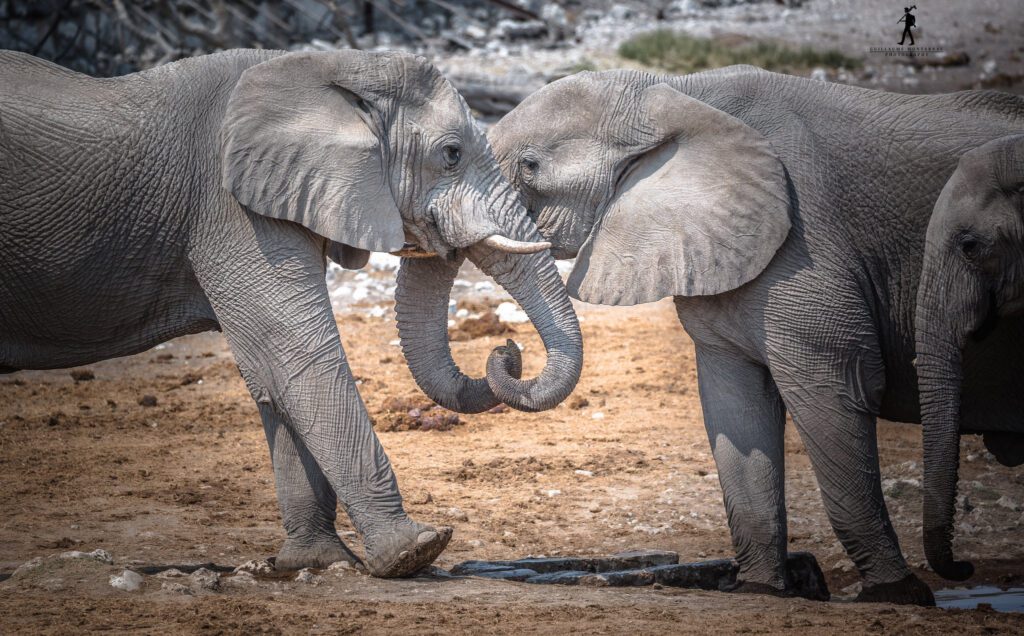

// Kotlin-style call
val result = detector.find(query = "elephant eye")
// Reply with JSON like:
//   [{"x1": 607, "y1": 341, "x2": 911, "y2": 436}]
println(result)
[
  {"x1": 520, "y1": 158, "x2": 539, "y2": 181},
  {"x1": 960, "y1": 236, "x2": 980, "y2": 260},
  {"x1": 442, "y1": 144, "x2": 461, "y2": 169}
]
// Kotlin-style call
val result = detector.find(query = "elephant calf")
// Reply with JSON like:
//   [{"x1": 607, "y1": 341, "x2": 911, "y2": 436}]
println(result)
[
  {"x1": 489, "y1": 66, "x2": 1024, "y2": 604},
  {"x1": 0, "y1": 49, "x2": 582, "y2": 576},
  {"x1": 916, "y1": 133, "x2": 1024, "y2": 581}
]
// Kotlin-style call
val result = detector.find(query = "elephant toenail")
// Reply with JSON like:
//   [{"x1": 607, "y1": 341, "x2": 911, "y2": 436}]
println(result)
[{"x1": 417, "y1": 531, "x2": 438, "y2": 545}]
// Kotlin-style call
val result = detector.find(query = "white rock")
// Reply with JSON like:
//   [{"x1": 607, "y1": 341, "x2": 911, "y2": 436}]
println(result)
[
  {"x1": 574, "y1": 469, "x2": 594, "y2": 477},
  {"x1": 456, "y1": 308, "x2": 469, "y2": 318},
  {"x1": 810, "y1": 67, "x2": 828, "y2": 82},
  {"x1": 226, "y1": 571, "x2": 258, "y2": 586},
  {"x1": 591, "y1": 411, "x2": 605, "y2": 420},
  {"x1": 495, "y1": 301, "x2": 529, "y2": 324},
  {"x1": 13, "y1": 557, "x2": 43, "y2": 575},
  {"x1": 189, "y1": 567, "x2": 220, "y2": 591},
  {"x1": 545, "y1": 489, "x2": 562, "y2": 497},
  {"x1": 61, "y1": 548, "x2": 113, "y2": 564},
  {"x1": 109, "y1": 570, "x2": 144, "y2": 592},
  {"x1": 295, "y1": 568, "x2": 324, "y2": 586},
  {"x1": 997, "y1": 496, "x2": 1020, "y2": 511},
  {"x1": 155, "y1": 568, "x2": 186, "y2": 579},
  {"x1": 467, "y1": 539, "x2": 485, "y2": 548},
  {"x1": 234, "y1": 559, "x2": 274, "y2": 575},
  {"x1": 474, "y1": 281, "x2": 494, "y2": 292},
  {"x1": 161, "y1": 581, "x2": 193, "y2": 595},
  {"x1": 326, "y1": 560, "x2": 356, "y2": 576},
  {"x1": 446, "y1": 507, "x2": 470, "y2": 522},
  {"x1": 983, "y1": 59, "x2": 998, "y2": 75}
]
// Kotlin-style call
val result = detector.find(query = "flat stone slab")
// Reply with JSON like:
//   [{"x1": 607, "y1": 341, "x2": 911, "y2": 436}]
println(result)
[
  {"x1": 472, "y1": 568, "x2": 540, "y2": 582},
  {"x1": 450, "y1": 549, "x2": 678, "y2": 576},
  {"x1": 452, "y1": 551, "x2": 829, "y2": 601}
]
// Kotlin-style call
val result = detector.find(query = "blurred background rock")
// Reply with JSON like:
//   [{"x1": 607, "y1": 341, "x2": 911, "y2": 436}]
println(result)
[{"x1": 2, "y1": 1, "x2": 1021, "y2": 122}]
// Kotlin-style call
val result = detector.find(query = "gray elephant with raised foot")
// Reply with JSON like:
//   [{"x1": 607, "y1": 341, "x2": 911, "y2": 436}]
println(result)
[
  {"x1": 488, "y1": 67, "x2": 1024, "y2": 604},
  {"x1": 915, "y1": 133, "x2": 1024, "y2": 582},
  {"x1": 0, "y1": 49, "x2": 582, "y2": 576}
]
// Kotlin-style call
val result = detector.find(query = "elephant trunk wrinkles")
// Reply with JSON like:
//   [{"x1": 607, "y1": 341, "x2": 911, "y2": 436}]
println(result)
[
  {"x1": 468, "y1": 212, "x2": 583, "y2": 413},
  {"x1": 395, "y1": 255, "x2": 500, "y2": 413},
  {"x1": 915, "y1": 254, "x2": 978, "y2": 581}
]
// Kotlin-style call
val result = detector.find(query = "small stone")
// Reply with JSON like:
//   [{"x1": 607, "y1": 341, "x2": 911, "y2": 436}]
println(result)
[
  {"x1": 61, "y1": 548, "x2": 113, "y2": 564},
  {"x1": 155, "y1": 568, "x2": 186, "y2": 579},
  {"x1": 591, "y1": 412, "x2": 605, "y2": 421},
  {"x1": 295, "y1": 568, "x2": 324, "y2": 586},
  {"x1": 189, "y1": 567, "x2": 220, "y2": 591},
  {"x1": 588, "y1": 503, "x2": 602, "y2": 513},
  {"x1": 574, "y1": 469, "x2": 594, "y2": 477},
  {"x1": 70, "y1": 369, "x2": 95, "y2": 382},
  {"x1": 996, "y1": 496, "x2": 1020, "y2": 511},
  {"x1": 13, "y1": 557, "x2": 43, "y2": 576},
  {"x1": 226, "y1": 571, "x2": 257, "y2": 586},
  {"x1": 234, "y1": 559, "x2": 274, "y2": 575},
  {"x1": 467, "y1": 539, "x2": 485, "y2": 548},
  {"x1": 138, "y1": 395, "x2": 158, "y2": 407},
  {"x1": 446, "y1": 507, "x2": 469, "y2": 522},
  {"x1": 161, "y1": 581, "x2": 193, "y2": 595},
  {"x1": 545, "y1": 489, "x2": 561, "y2": 497},
  {"x1": 567, "y1": 395, "x2": 589, "y2": 410},
  {"x1": 109, "y1": 570, "x2": 144, "y2": 592},
  {"x1": 326, "y1": 560, "x2": 356, "y2": 574}
]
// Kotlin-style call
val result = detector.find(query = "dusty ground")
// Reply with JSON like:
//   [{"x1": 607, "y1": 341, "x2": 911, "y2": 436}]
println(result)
[{"x1": 2, "y1": 295, "x2": 1024, "y2": 633}]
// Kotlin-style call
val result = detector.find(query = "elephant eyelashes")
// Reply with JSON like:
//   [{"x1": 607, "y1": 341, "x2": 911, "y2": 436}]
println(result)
[
  {"x1": 959, "y1": 235, "x2": 981, "y2": 260},
  {"x1": 442, "y1": 144, "x2": 461, "y2": 168}
]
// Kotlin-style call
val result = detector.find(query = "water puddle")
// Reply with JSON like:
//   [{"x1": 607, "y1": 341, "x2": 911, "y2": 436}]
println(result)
[{"x1": 935, "y1": 586, "x2": 1024, "y2": 613}]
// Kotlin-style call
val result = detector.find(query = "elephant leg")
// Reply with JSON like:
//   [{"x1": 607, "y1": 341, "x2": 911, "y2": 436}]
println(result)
[
  {"x1": 777, "y1": 374, "x2": 934, "y2": 606},
  {"x1": 694, "y1": 344, "x2": 788, "y2": 592},
  {"x1": 259, "y1": 403, "x2": 362, "y2": 570},
  {"x1": 194, "y1": 220, "x2": 451, "y2": 578}
]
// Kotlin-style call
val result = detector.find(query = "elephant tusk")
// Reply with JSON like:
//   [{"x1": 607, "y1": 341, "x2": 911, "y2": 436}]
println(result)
[
  {"x1": 391, "y1": 243, "x2": 438, "y2": 258},
  {"x1": 481, "y1": 235, "x2": 552, "y2": 254}
]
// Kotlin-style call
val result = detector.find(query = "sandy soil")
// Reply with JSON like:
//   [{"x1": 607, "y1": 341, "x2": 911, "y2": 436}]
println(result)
[{"x1": 2, "y1": 296, "x2": 1024, "y2": 633}]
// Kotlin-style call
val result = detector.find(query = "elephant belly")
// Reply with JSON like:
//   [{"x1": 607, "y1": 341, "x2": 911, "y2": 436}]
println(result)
[{"x1": 0, "y1": 278, "x2": 219, "y2": 370}]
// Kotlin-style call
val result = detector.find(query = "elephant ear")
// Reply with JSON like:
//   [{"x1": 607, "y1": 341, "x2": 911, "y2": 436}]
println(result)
[
  {"x1": 221, "y1": 51, "x2": 405, "y2": 253},
  {"x1": 568, "y1": 83, "x2": 791, "y2": 305}
]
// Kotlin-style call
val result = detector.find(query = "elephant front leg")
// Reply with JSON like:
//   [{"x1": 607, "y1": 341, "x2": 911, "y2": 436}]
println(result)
[
  {"x1": 196, "y1": 228, "x2": 451, "y2": 578},
  {"x1": 776, "y1": 367, "x2": 934, "y2": 605},
  {"x1": 260, "y1": 403, "x2": 362, "y2": 570},
  {"x1": 694, "y1": 345, "x2": 789, "y2": 594}
]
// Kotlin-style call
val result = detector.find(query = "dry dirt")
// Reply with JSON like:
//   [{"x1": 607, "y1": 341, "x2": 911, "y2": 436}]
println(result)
[{"x1": 2, "y1": 298, "x2": 1024, "y2": 634}]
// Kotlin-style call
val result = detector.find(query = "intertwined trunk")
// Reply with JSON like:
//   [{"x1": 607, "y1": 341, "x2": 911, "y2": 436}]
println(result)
[{"x1": 394, "y1": 186, "x2": 582, "y2": 414}]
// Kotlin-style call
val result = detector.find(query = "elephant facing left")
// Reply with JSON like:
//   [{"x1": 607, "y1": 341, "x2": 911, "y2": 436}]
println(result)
[{"x1": 0, "y1": 49, "x2": 583, "y2": 577}]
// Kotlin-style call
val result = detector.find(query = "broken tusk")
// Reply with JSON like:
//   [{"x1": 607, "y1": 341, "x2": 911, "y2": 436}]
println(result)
[{"x1": 482, "y1": 235, "x2": 552, "y2": 254}]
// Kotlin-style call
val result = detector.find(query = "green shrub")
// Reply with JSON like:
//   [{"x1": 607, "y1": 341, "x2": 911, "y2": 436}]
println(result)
[{"x1": 618, "y1": 30, "x2": 861, "y2": 75}]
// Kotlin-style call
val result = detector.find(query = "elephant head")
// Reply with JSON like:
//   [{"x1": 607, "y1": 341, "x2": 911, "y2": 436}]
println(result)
[
  {"x1": 220, "y1": 50, "x2": 582, "y2": 413},
  {"x1": 915, "y1": 133, "x2": 1024, "y2": 581},
  {"x1": 487, "y1": 71, "x2": 791, "y2": 306}
]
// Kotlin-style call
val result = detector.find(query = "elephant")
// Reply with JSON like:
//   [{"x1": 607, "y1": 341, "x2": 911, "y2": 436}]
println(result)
[
  {"x1": 0, "y1": 49, "x2": 582, "y2": 577},
  {"x1": 916, "y1": 133, "x2": 1024, "y2": 582},
  {"x1": 488, "y1": 66, "x2": 1024, "y2": 604}
]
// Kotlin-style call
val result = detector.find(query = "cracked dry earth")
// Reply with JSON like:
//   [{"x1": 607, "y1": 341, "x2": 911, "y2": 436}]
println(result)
[{"x1": 2, "y1": 297, "x2": 1024, "y2": 633}]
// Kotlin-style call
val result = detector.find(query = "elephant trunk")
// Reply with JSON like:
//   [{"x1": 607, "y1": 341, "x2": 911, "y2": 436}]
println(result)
[
  {"x1": 395, "y1": 185, "x2": 582, "y2": 414},
  {"x1": 467, "y1": 213, "x2": 583, "y2": 413},
  {"x1": 915, "y1": 253, "x2": 981, "y2": 581},
  {"x1": 395, "y1": 255, "x2": 503, "y2": 413}
]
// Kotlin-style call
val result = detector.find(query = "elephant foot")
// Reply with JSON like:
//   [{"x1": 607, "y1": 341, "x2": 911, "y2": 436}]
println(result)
[
  {"x1": 856, "y1": 574, "x2": 935, "y2": 606},
  {"x1": 275, "y1": 536, "x2": 364, "y2": 572},
  {"x1": 363, "y1": 521, "x2": 453, "y2": 578},
  {"x1": 725, "y1": 580, "x2": 789, "y2": 597}
]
